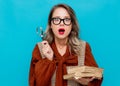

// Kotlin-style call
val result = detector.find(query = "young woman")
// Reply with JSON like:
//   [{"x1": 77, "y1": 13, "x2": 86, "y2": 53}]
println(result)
[{"x1": 29, "y1": 4, "x2": 103, "y2": 86}]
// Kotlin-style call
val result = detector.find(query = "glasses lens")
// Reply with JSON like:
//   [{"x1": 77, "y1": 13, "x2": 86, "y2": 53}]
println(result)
[
  {"x1": 52, "y1": 18, "x2": 60, "y2": 25},
  {"x1": 51, "y1": 18, "x2": 71, "y2": 25},
  {"x1": 64, "y1": 18, "x2": 71, "y2": 25}
]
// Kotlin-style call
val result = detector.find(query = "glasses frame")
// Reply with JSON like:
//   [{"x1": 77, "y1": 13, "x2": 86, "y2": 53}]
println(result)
[{"x1": 51, "y1": 17, "x2": 72, "y2": 26}]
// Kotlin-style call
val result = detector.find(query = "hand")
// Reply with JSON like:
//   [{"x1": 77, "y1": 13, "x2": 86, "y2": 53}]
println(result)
[
  {"x1": 73, "y1": 77, "x2": 95, "y2": 85},
  {"x1": 41, "y1": 41, "x2": 54, "y2": 61}
]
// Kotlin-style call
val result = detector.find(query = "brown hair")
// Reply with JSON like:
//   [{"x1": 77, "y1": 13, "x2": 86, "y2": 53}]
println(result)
[{"x1": 44, "y1": 4, "x2": 81, "y2": 55}]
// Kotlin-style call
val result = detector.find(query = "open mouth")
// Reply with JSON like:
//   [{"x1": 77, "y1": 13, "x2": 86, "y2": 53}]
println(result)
[{"x1": 58, "y1": 28, "x2": 65, "y2": 35}]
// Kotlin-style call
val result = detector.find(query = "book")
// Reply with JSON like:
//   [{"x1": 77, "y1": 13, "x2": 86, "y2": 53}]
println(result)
[{"x1": 63, "y1": 66, "x2": 103, "y2": 80}]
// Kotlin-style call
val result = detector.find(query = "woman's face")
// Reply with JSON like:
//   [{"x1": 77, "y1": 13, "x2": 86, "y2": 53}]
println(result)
[{"x1": 51, "y1": 7, "x2": 72, "y2": 40}]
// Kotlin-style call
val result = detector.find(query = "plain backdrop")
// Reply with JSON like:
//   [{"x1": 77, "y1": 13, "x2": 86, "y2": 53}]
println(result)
[{"x1": 0, "y1": 0, "x2": 120, "y2": 86}]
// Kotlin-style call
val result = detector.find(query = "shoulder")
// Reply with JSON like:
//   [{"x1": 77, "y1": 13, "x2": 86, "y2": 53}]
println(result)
[
  {"x1": 79, "y1": 40, "x2": 91, "y2": 51},
  {"x1": 32, "y1": 44, "x2": 39, "y2": 55},
  {"x1": 79, "y1": 40, "x2": 86, "y2": 47},
  {"x1": 79, "y1": 40, "x2": 87, "y2": 47}
]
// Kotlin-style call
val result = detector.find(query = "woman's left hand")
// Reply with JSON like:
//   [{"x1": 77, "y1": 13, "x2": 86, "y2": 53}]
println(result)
[{"x1": 73, "y1": 77, "x2": 95, "y2": 85}]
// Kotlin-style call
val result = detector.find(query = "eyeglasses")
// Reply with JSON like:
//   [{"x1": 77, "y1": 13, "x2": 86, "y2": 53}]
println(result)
[{"x1": 51, "y1": 17, "x2": 72, "y2": 26}]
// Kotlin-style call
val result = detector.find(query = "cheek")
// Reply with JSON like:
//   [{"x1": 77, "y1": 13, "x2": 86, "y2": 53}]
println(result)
[
  {"x1": 51, "y1": 23, "x2": 57, "y2": 30},
  {"x1": 66, "y1": 26, "x2": 72, "y2": 34},
  {"x1": 66, "y1": 29, "x2": 72, "y2": 36},
  {"x1": 51, "y1": 24, "x2": 58, "y2": 33}
]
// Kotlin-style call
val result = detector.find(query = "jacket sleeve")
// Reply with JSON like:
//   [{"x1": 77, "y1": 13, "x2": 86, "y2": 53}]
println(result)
[
  {"x1": 84, "y1": 43, "x2": 103, "y2": 86},
  {"x1": 29, "y1": 45, "x2": 56, "y2": 86}
]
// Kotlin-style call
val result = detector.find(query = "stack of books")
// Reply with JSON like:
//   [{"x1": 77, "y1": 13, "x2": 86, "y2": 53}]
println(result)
[{"x1": 63, "y1": 66, "x2": 103, "y2": 80}]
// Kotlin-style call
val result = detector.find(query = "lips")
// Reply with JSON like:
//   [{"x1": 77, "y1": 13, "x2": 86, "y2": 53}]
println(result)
[{"x1": 58, "y1": 28, "x2": 65, "y2": 35}]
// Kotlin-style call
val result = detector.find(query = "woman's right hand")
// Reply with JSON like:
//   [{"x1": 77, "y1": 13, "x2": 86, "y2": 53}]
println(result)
[
  {"x1": 41, "y1": 41, "x2": 54, "y2": 61},
  {"x1": 73, "y1": 77, "x2": 95, "y2": 85}
]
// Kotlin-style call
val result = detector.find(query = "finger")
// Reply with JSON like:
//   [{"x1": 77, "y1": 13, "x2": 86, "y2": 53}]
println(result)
[
  {"x1": 42, "y1": 44, "x2": 49, "y2": 49},
  {"x1": 42, "y1": 48, "x2": 49, "y2": 53},
  {"x1": 75, "y1": 78, "x2": 88, "y2": 85},
  {"x1": 91, "y1": 77, "x2": 95, "y2": 80},
  {"x1": 41, "y1": 41, "x2": 48, "y2": 46}
]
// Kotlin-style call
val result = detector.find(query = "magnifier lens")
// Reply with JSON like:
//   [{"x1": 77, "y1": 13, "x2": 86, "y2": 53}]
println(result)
[{"x1": 36, "y1": 26, "x2": 44, "y2": 40}]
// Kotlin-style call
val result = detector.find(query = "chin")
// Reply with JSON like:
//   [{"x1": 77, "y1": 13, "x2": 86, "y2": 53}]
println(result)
[{"x1": 57, "y1": 36, "x2": 68, "y2": 40}]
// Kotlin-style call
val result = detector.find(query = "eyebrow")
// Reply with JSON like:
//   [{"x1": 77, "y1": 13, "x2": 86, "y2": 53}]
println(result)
[{"x1": 52, "y1": 16, "x2": 70, "y2": 18}]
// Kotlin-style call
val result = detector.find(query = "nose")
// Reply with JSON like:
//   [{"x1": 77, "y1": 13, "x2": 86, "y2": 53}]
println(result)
[{"x1": 59, "y1": 20, "x2": 64, "y2": 26}]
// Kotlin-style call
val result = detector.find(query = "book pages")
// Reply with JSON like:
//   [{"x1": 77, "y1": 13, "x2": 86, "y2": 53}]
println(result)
[{"x1": 63, "y1": 66, "x2": 103, "y2": 80}]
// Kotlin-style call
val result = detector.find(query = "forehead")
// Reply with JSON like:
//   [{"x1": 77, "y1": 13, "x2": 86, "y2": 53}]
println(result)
[{"x1": 52, "y1": 7, "x2": 70, "y2": 17}]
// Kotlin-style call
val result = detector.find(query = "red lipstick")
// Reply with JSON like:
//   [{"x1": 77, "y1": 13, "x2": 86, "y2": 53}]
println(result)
[{"x1": 58, "y1": 28, "x2": 65, "y2": 35}]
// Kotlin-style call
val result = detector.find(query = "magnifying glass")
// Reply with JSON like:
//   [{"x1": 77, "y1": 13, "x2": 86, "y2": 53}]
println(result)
[{"x1": 36, "y1": 26, "x2": 44, "y2": 40}]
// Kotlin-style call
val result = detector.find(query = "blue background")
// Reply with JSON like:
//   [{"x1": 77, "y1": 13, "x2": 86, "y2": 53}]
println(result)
[{"x1": 0, "y1": 0, "x2": 120, "y2": 86}]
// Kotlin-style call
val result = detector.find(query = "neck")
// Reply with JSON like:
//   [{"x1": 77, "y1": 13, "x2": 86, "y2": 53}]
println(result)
[{"x1": 55, "y1": 38, "x2": 68, "y2": 48}]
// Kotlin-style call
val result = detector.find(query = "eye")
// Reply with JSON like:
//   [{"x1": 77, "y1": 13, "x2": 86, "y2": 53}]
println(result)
[
  {"x1": 64, "y1": 18, "x2": 71, "y2": 21},
  {"x1": 54, "y1": 18, "x2": 60, "y2": 22}
]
